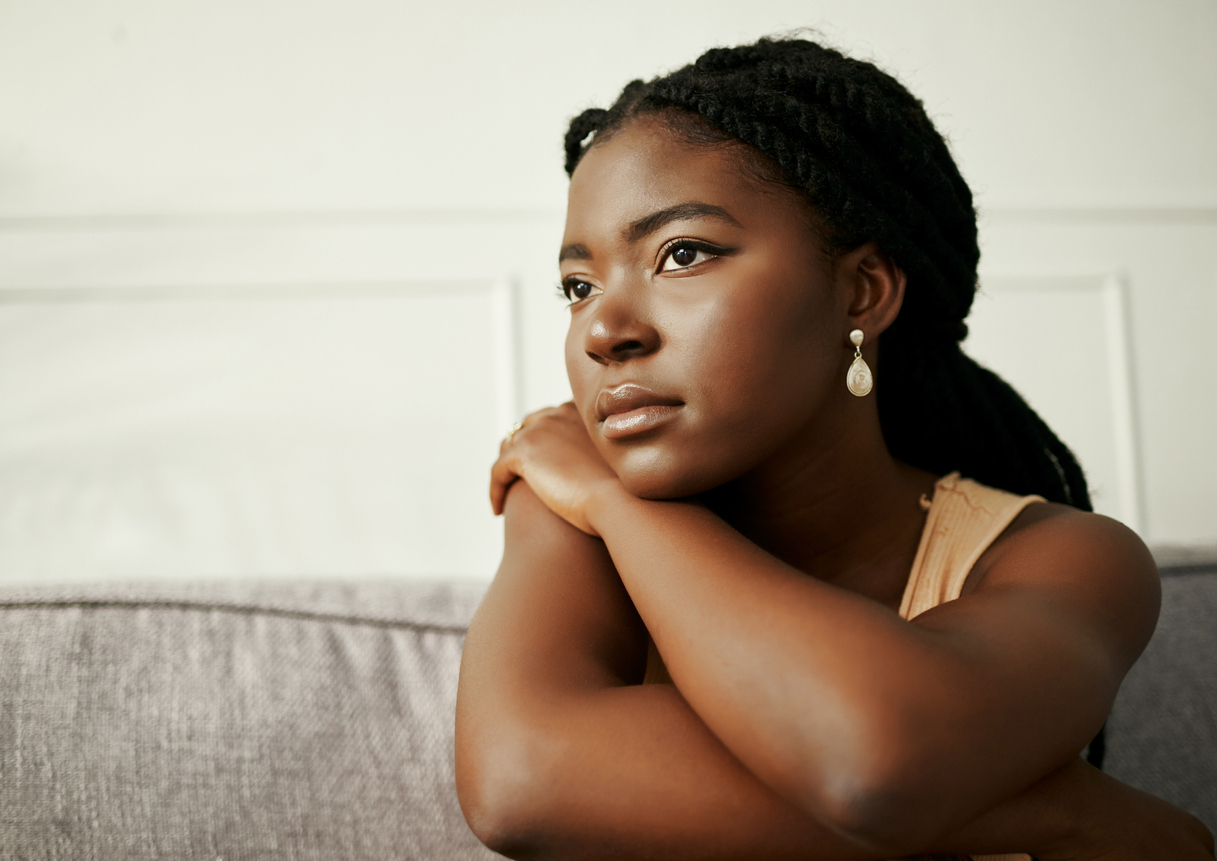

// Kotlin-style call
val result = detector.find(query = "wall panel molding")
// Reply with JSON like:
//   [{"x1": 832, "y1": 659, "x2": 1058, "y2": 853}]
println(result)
[{"x1": 968, "y1": 273, "x2": 1146, "y2": 532}]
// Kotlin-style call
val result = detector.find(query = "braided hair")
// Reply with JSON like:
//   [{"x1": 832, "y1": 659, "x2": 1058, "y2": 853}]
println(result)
[{"x1": 564, "y1": 36, "x2": 1105, "y2": 767}]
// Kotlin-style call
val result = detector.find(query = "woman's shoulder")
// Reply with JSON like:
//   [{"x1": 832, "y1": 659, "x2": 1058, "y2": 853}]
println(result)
[
  {"x1": 941, "y1": 468, "x2": 1155, "y2": 595},
  {"x1": 984, "y1": 496, "x2": 1154, "y2": 578},
  {"x1": 966, "y1": 497, "x2": 1161, "y2": 663},
  {"x1": 927, "y1": 471, "x2": 1155, "y2": 596}
]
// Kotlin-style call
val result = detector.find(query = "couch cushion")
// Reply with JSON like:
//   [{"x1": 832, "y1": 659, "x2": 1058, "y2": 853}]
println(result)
[{"x1": 0, "y1": 579, "x2": 502, "y2": 860}]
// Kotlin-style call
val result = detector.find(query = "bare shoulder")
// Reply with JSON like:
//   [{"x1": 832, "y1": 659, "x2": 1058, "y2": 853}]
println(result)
[{"x1": 969, "y1": 502, "x2": 1161, "y2": 669}]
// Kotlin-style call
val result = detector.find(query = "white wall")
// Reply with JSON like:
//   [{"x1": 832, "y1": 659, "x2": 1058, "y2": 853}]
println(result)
[{"x1": 1, "y1": 0, "x2": 1214, "y2": 582}]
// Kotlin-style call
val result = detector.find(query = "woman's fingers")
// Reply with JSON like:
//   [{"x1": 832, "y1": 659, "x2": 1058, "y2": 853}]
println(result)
[
  {"x1": 492, "y1": 406, "x2": 559, "y2": 509},
  {"x1": 488, "y1": 401, "x2": 615, "y2": 531},
  {"x1": 490, "y1": 442, "x2": 524, "y2": 515},
  {"x1": 490, "y1": 455, "x2": 518, "y2": 515},
  {"x1": 492, "y1": 412, "x2": 542, "y2": 508}
]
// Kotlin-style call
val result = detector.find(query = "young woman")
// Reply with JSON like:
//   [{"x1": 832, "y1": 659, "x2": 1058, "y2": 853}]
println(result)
[{"x1": 455, "y1": 37, "x2": 1215, "y2": 860}]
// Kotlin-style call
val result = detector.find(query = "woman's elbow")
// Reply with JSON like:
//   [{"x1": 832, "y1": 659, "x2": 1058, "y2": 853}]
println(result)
[
  {"x1": 792, "y1": 715, "x2": 938, "y2": 855},
  {"x1": 812, "y1": 772, "x2": 928, "y2": 856},
  {"x1": 455, "y1": 719, "x2": 557, "y2": 857}
]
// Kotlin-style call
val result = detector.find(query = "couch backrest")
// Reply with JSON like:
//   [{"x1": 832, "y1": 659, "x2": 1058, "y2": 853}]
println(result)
[
  {"x1": 1104, "y1": 567, "x2": 1217, "y2": 829},
  {"x1": 0, "y1": 579, "x2": 501, "y2": 860}
]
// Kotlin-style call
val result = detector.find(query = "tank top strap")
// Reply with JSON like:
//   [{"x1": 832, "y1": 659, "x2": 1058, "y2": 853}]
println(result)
[{"x1": 898, "y1": 472, "x2": 1046, "y2": 622}]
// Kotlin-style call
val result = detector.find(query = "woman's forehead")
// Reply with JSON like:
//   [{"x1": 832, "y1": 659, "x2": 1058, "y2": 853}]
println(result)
[{"x1": 562, "y1": 121, "x2": 794, "y2": 245}]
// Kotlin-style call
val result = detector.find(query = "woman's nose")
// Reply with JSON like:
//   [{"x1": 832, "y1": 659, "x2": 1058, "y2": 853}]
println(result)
[{"x1": 583, "y1": 288, "x2": 660, "y2": 365}]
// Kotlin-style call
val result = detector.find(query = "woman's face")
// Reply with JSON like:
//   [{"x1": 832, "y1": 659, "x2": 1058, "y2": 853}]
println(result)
[{"x1": 560, "y1": 117, "x2": 852, "y2": 499}]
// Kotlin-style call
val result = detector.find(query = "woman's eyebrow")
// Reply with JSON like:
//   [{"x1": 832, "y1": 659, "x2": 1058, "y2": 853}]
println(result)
[
  {"x1": 625, "y1": 202, "x2": 741, "y2": 243},
  {"x1": 557, "y1": 203, "x2": 740, "y2": 264},
  {"x1": 558, "y1": 243, "x2": 592, "y2": 263}
]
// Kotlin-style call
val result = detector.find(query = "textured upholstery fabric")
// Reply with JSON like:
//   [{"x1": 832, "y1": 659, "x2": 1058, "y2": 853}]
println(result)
[
  {"x1": 0, "y1": 569, "x2": 1214, "y2": 858},
  {"x1": 1105, "y1": 568, "x2": 1217, "y2": 832},
  {"x1": 0, "y1": 579, "x2": 502, "y2": 860}
]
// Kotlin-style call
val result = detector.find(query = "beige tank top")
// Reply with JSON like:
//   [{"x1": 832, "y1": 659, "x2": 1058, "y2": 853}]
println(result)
[{"x1": 643, "y1": 472, "x2": 1045, "y2": 861}]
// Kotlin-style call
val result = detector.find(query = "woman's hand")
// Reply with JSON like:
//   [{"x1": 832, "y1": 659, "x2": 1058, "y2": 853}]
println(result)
[{"x1": 490, "y1": 402, "x2": 622, "y2": 536}]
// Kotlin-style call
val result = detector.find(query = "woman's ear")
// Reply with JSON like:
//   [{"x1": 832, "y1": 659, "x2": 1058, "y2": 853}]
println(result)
[{"x1": 837, "y1": 241, "x2": 907, "y2": 337}]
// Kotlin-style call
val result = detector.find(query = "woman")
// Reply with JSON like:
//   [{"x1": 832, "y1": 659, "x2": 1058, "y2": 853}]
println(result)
[{"x1": 455, "y1": 37, "x2": 1214, "y2": 860}]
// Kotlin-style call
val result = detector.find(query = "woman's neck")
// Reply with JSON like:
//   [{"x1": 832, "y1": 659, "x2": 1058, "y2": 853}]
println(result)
[{"x1": 702, "y1": 410, "x2": 938, "y2": 609}]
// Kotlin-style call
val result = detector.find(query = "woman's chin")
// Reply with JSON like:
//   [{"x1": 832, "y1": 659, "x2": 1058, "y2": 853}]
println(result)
[
  {"x1": 604, "y1": 436, "x2": 743, "y2": 501},
  {"x1": 616, "y1": 465, "x2": 716, "y2": 502}
]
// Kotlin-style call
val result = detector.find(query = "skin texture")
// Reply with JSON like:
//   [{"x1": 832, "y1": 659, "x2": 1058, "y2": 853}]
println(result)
[{"x1": 455, "y1": 118, "x2": 1215, "y2": 859}]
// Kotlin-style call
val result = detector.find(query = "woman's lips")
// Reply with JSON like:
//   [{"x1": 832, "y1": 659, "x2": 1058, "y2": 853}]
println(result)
[
  {"x1": 602, "y1": 404, "x2": 682, "y2": 439},
  {"x1": 596, "y1": 384, "x2": 684, "y2": 440}
]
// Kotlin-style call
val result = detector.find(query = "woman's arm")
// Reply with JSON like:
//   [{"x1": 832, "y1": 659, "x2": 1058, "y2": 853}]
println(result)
[
  {"x1": 456, "y1": 483, "x2": 1213, "y2": 860},
  {"x1": 944, "y1": 759, "x2": 1214, "y2": 860},
  {"x1": 580, "y1": 481, "x2": 1160, "y2": 853},
  {"x1": 456, "y1": 481, "x2": 870, "y2": 860},
  {"x1": 483, "y1": 405, "x2": 1169, "y2": 855}
]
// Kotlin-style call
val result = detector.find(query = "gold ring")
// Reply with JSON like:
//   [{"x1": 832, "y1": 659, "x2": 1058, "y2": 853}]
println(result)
[{"x1": 506, "y1": 421, "x2": 524, "y2": 445}]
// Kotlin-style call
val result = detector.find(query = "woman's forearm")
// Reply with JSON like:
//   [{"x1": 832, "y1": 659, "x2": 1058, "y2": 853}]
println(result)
[
  {"x1": 931, "y1": 758, "x2": 1088, "y2": 858},
  {"x1": 938, "y1": 758, "x2": 1214, "y2": 860},
  {"x1": 476, "y1": 683, "x2": 873, "y2": 861},
  {"x1": 466, "y1": 677, "x2": 1101, "y2": 861}
]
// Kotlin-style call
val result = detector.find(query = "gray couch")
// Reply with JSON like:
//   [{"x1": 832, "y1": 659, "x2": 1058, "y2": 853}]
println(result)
[{"x1": 2, "y1": 568, "x2": 1214, "y2": 859}]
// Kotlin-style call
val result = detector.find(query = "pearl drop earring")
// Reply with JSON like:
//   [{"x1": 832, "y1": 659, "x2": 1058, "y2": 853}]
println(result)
[{"x1": 847, "y1": 329, "x2": 873, "y2": 397}]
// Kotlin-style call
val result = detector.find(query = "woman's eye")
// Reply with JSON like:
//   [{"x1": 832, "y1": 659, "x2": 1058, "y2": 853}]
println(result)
[
  {"x1": 660, "y1": 242, "x2": 716, "y2": 272},
  {"x1": 561, "y1": 278, "x2": 597, "y2": 302}
]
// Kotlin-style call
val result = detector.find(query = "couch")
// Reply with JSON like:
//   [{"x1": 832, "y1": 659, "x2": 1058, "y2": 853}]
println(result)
[{"x1": 1, "y1": 567, "x2": 1214, "y2": 859}]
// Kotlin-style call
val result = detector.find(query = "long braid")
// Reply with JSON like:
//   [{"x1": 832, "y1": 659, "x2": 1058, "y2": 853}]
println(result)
[{"x1": 564, "y1": 36, "x2": 1103, "y2": 766}]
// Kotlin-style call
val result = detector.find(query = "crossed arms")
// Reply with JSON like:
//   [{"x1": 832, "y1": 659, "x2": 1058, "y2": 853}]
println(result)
[{"x1": 455, "y1": 482, "x2": 1210, "y2": 860}]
